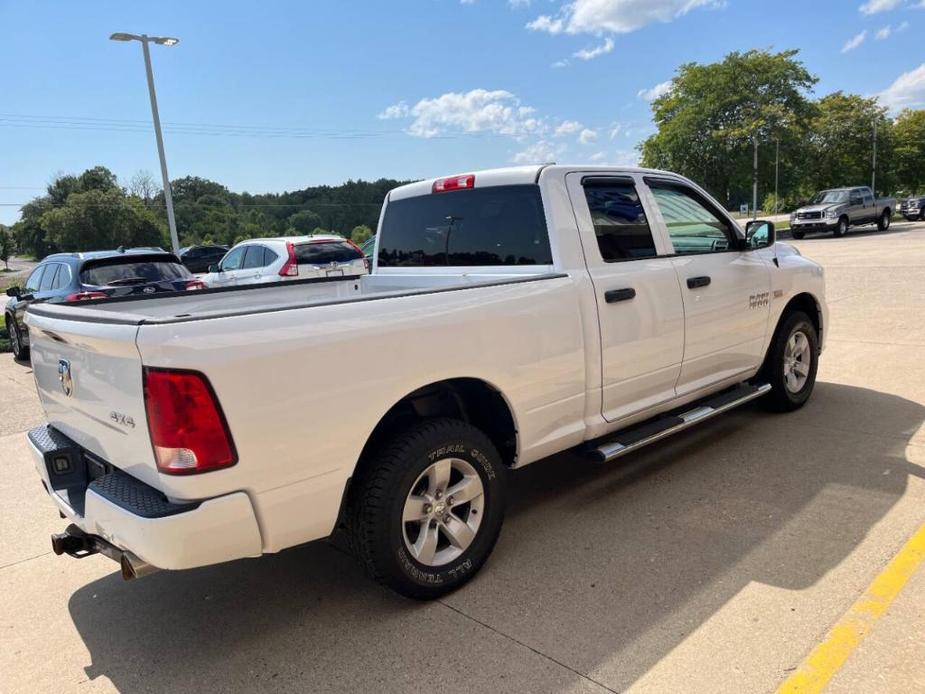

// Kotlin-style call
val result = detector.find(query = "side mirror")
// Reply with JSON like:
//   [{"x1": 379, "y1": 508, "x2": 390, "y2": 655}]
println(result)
[
  {"x1": 5, "y1": 286, "x2": 21, "y2": 298},
  {"x1": 208, "y1": 264, "x2": 221, "y2": 273},
  {"x1": 744, "y1": 220, "x2": 776, "y2": 249}
]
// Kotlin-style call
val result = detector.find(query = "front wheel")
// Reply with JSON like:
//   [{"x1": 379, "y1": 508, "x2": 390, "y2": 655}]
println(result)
[
  {"x1": 877, "y1": 210, "x2": 891, "y2": 231},
  {"x1": 761, "y1": 311, "x2": 819, "y2": 412},
  {"x1": 5, "y1": 316, "x2": 28, "y2": 362},
  {"x1": 833, "y1": 217, "x2": 848, "y2": 237},
  {"x1": 347, "y1": 418, "x2": 507, "y2": 600},
  {"x1": 791, "y1": 230, "x2": 805, "y2": 240}
]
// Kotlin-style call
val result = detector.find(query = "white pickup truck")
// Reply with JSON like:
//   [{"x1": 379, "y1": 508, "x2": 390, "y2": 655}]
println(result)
[{"x1": 25, "y1": 166, "x2": 827, "y2": 599}]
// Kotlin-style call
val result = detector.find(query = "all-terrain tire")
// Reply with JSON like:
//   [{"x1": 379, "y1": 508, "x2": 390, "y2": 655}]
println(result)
[
  {"x1": 760, "y1": 311, "x2": 819, "y2": 412},
  {"x1": 347, "y1": 418, "x2": 507, "y2": 600}
]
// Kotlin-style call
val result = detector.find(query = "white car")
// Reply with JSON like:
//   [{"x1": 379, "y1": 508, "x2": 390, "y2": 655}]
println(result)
[
  {"x1": 201, "y1": 235, "x2": 367, "y2": 288},
  {"x1": 24, "y1": 165, "x2": 826, "y2": 600}
]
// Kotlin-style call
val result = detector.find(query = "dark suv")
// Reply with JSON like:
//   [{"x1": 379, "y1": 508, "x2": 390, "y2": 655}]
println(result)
[
  {"x1": 4, "y1": 249, "x2": 202, "y2": 361},
  {"x1": 179, "y1": 245, "x2": 229, "y2": 273}
]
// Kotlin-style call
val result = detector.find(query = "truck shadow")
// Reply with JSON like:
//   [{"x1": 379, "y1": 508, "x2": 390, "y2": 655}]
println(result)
[{"x1": 66, "y1": 382, "x2": 924, "y2": 692}]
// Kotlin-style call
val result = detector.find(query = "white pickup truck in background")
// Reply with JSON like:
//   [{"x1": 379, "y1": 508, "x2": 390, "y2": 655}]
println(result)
[{"x1": 25, "y1": 165, "x2": 827, "y2": 599}]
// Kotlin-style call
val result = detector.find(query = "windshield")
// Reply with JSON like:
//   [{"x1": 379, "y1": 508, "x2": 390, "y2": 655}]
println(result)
[
  {"x1": 80, "y1": 260, "x2": 190, "y2": 286},
  {"x1": 811, "y1": 190, "x2": 849, "y2": 204},
  {"x1": 378, "y1": 184, "x2": 553, "y2": 267}
]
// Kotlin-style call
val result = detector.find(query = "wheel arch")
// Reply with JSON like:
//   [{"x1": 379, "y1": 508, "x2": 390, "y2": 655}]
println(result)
[
  {"x1": 776, "y1": 292, "x2": 823, "y2": 346},
  {"x1": 356, "y1": 377, "x2": 519, "y2": 472}
]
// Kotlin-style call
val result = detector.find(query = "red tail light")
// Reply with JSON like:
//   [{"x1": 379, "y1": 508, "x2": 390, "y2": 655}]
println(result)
[
  {"x1": 185, "y1": 279, "x2": 206, "y2": 291},
  {"x1": 143, "y1": 368, "x2": 237, "y2": 475},
  {"x1": 65, "y1": 291, "x2": 108, "y2": 302},
  {"x1": 278, "y1": 241, "x2": 299, "y2": 277},
  {"x1": 433, "y1": 174, "x2": 475, "y2": 193}
]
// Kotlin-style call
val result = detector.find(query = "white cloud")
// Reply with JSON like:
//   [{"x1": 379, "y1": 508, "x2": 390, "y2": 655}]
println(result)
[
  {"x1": 590, "y1": 151, "x2": 607, "y2": 161},
  {"x1": 512, "y1": 140, "x2": 564, "y2": 164},
  {"x1": 841, "y1": 30, "x2": 867, "y2": 53},
  {"x1": 551, "y1": 59, "x2": 570, "y2": 68},
  {"x1": 876, "y1": 25, "x2": 892, "y2": 39},
  {"x1": 573, "y1": 37, "x2": 615, "y2": 60},
  {"x1": 527, "y1": 0, "x2": 721, "y2": 36},
  {"x1": 554, "y1": 119, "x2": 583, "y2": 136},
  {"x1": 637, "y1": 79, "x2": 673, "y2": 101},
  {"x1": 608, "y1": 123, "x2": 623, "y2": 139},
  {"x1": 509, "y1": 0, "x2": 531, "y2": 7},
  {"x1": 897, "y1": 20, "x2": 910, "y2": 31},
  {"x1": 379, "y1": 89, "x2": 545, "y2": 138},
  {"x1": 578, "y1": 128, "x2": 598, "y2": 144},
  {"x1": 878, "y1": 63, "x2": 925, "y2": 110},
  {"x1": 582, "y1": 149, "x2": 640, "y2": 166},
  {"x1": 377, "y1": 102, "x2": 409, "y2": 120},
  {"x1": 859, "y1": 0, "x2": 903, "y2": 14}
]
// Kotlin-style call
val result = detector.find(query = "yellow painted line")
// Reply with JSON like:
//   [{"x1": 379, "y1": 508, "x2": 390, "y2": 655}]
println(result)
[{"x1": 777, "y1": 522, "x2": 925, "y2": 694}]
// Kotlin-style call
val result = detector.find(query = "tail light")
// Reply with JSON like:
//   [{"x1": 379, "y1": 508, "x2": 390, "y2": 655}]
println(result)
[
  {"x1": 185, "y1": 279, "x2": 206, "y2": 291},
  {"x1": 278, "y1": 241, "x2": 299, "y2": 277},
  {"x1": 433, "y1": 174, "x2": 475, "y2": 193},
  {"x1": 143, "y1": 368, "x2": 237, "y2": 475},
  {"x1": 65, "y1": 291, "x2": 108, "y2": 302}
]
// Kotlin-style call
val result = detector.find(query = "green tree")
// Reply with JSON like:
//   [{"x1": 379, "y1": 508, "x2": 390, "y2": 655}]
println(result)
[
  {"x1": 0, "y1": 225, "x2": 12, "y2": 270},
  {"x1": 287, "y1": 209, "x2": 323, "y2": 234},
  {"x1": 40, "y1": 189, "x2": 164, "y2": 251},
  {"x1": 806, "y1": 92, "x2": 893, "y2": 194},
  {"x1": 892, "y1": 109, "x2": 925, "y2": 194},
  {"x1": 640, "y1": 49, "x2": 818, "y2": 208},
  {"x1": 350, "y1": 225, "x2": 373, "y2": 244}
]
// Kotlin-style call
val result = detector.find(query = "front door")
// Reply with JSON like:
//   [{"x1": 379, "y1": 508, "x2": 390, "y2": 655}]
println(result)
[
  {"x1": 211, "y1": 245, "x2": 246, "y2": 287},
  {"x1": 644, "y1": 178, "x2": 771, "y2": 396},
  {"x1": 566, "y1": 173, "x2": 685, "y2": 422}
]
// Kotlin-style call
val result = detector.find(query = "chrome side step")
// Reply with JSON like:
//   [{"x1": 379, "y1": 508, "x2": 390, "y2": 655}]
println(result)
[{"x1": 589, "y1": 383, "x2": 772, "y2": 463}]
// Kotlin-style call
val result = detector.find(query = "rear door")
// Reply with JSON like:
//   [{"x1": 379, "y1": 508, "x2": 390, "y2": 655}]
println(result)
[
  {"x1": 566, "y1": 173, "x2": 685, "y2": 422},
  {"x1": 643, "y1": 177, "x2": 771, "y2": 396}
]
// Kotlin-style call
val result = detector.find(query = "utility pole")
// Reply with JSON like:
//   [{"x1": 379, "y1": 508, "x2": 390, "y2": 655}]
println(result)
[
  {"x1": 110, "y1": 32, "x2": 181, "y2": 255},
  {"x1": 752, "y1": 136, "x2": 758, "y2": 220},
  {"x1": 871, "y1": 120, "x2": 878, "y2": 194}
]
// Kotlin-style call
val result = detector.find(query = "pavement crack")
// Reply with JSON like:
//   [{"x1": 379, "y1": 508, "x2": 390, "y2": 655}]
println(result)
[
  {"x1": 437, "y1": 599, "x2": 619, "y2": 693},
  {"x1": 0, "y1": 550, "x2": 52, "y2": 571}
]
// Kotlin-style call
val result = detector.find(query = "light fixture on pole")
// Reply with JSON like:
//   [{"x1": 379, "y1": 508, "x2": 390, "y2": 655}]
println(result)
[{"x1": 110, "y1": 32, "x2": 181, "y2": 254}]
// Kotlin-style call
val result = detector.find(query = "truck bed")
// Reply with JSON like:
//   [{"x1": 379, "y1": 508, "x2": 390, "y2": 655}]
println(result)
[{"x1": 26, "y1": 270, "x2": 558, "y2": 325}]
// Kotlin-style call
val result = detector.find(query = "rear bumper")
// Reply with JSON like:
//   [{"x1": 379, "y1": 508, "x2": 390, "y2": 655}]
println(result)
[{"x1": 29, "y1": 425, "x2": 263, "y2": 571}]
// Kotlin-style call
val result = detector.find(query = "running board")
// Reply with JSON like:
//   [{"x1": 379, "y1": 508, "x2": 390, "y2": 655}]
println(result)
[{"x1": 589, "y1": 383, "x2": 772, "y2": 463}]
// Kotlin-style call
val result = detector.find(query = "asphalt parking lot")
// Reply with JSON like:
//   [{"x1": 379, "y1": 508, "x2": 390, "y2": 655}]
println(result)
[{"x1": 1, "y1": 221, "x2": 924, "y2": 693}]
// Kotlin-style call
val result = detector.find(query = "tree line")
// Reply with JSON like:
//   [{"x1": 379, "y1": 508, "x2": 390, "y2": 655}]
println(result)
[
  {"x1": 639, "y1": 49, "x2": 925, "y2": 212},
  {"x1": 9, "y1": 168, "x2": 410, "y2": 260}
]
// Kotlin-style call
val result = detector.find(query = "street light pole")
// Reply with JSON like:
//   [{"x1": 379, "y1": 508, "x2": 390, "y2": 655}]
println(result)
[
  {"x1": 774, "y1": 138, "x2": 780, "y2": 215},
  {"x1": 871, "y1": 120, "x2": 878, "y2": 195},
  {"x1": 110, "y1": 32, "x2": 180, "y2": 255},
  {"x1": 752, "y1": 136, "x2": 758, "y2": 220}
]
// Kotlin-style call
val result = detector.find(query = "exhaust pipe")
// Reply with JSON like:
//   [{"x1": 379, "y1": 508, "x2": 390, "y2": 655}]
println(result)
[
  {"x1": 51, "y1": 524, "x2": 160, "y2": 580},
  {"x1": 120, "y1": 551, "x2": 159, "y2": 581}
]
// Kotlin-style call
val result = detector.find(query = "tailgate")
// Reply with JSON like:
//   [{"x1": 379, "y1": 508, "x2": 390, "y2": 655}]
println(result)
[{"x1": 25, "y1": 311, "x2": 161, "y2": 489}]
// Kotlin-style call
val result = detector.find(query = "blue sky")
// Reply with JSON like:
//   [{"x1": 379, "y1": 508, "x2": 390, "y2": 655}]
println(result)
[{"x1": 1, "y1": 0, "x2": 924, "y2": 225}]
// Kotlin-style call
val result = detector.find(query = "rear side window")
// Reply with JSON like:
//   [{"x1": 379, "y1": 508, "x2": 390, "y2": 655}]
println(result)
[
  {"x1": 51, "y1": 264, "x2": 72, "y2": 290},
  {"x1": 80, "y1": 259, "x2": 190, "y2": 286},
  {"x1": 378, "y1": 185, "x2": 553, "y2": 267},
  {"x1": 582, "y1": 178, "x2": 656, "y2": 261},
  {"x1": 294, "y1": 240, "x2": 363, "y2": 265},
  {"x1": 242, "y1": 245, "x2": 271, "y2": 269},
  {"x1": 39, "y1": 264, "x2": 58, "y2": 291}
]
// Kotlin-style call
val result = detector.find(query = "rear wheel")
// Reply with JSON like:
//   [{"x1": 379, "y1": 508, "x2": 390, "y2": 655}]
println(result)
[
  {"x1": 5, "y1": 316, "x2": 27, "y2": 361},
  {"x1": 877, "y1": 210, "x2": 891, "y2": 231},
  {"x1": 347, "y1": 418, "x2": 507, "y2": 600},
  {"x1": 833, "y1": 216, "x2": 848, "y2": 237},
  {"x1": 761, "y1": 311, "x2": 819, "y2": 412}
]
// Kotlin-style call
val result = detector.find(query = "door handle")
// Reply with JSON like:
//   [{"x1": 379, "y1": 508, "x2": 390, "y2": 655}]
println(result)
[
  {"x1": 687, "y1": 276, "x2": 711, "y2": 289},
  {"x1": 604, "y1": 287, "x2": 636, "y2": 303}
]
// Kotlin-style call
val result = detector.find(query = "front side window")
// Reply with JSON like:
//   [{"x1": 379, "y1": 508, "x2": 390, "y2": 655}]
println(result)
[
  {"x1": 378, "y1": 185, "x2": 553, "y2": 267},
  {"x1": 648, "y1": 182, "x2": 735, "y2": 255},
  {"x1": 220, "y1": 246, "x2": 246, "y2": 271},
  {"x1": 582, "y1": 178, "x2": 656, "y2": 261},
  {"x1": 24, "y1": 266, "x2": 45, "y2": 293}
]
